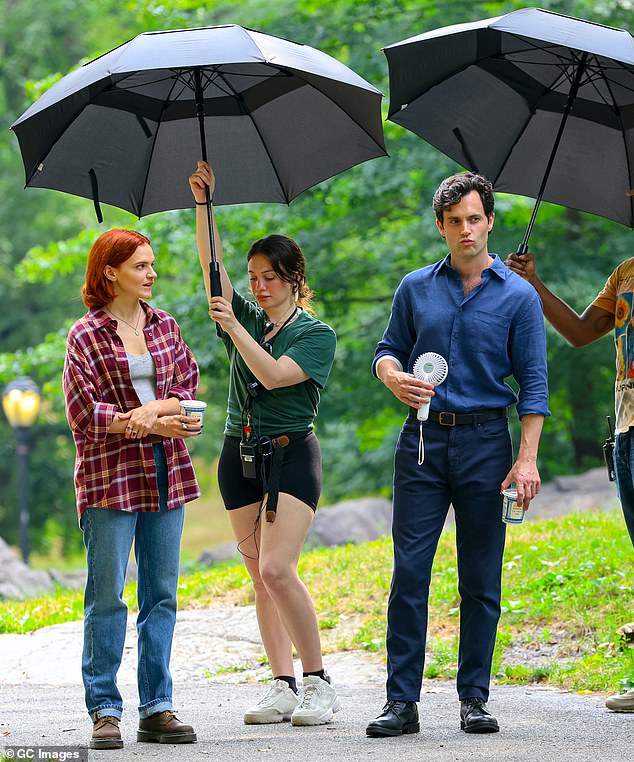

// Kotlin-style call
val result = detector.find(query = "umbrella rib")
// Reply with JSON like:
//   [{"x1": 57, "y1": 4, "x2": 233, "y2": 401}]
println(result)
[
  {"x1": 19, "y1": 70, "x2": 186, "y2": 191},
  {"x1": 136, "y1": 74, "x2": 183, "y2": 217},
  {"x1": 585, "y1": 58, "x2": 634, "y2": 112},
  {"x1": 215, "y1": 70, "x2": 292, "y2": 204},
  {"x1": 170, "y1": 70, "x2": 199, "y2": 101},
  {"x1": 201, "y1": 68, "x2": 237, "y2": 99},
  {"x1": 273, "y1": 67, "x2": 387, "y2": 172},
  {"x1": 131, "y1": 68, "x2": 218, "y2": 214},
  {"x1": 595, "y1": 59, "x2": 634, "y2": 227},
  {"x1": 501, "y1": 40, "x2": 633, "y2": 114},
  {"x1": 489, "y1": 50, "x2": 591, "y2": 187},
  {"x1": 115, "y1": 71, "x2": 180, "y2": 90},
  {"x1": 488, "y1": 70, "x2": 567, "y2": 186}
]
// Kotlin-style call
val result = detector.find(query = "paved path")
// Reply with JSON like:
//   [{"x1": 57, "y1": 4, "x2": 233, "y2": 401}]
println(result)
[{"x1": 1, "y1": 606, "x2": 631, "y2": 761}]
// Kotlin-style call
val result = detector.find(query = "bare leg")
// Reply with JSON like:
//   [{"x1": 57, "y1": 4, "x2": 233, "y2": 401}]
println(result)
[
  {"x1": 228, "y1": 504, "x2": 295, "y2": 676},
  {"x1": 258, "y1": 493, "x2": 323, "y2": 673}
]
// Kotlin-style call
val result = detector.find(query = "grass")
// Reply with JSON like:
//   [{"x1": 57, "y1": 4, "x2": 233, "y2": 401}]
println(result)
[
  {"x1": 2, "y1": 509, "x2": 633, "y2": 693},
  {"x1": 178, "y1": 456, "x2": 237, "y2": 563}
]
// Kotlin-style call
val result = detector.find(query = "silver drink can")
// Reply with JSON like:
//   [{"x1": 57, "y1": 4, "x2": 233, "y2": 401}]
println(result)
[{"x1": 501, "y1": 488, "x2": 524, "y2": 524}]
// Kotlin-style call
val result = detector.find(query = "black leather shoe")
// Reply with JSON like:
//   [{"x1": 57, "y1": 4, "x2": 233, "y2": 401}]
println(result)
[
  {"x1": 460, "y1": 698, "x2": 499, "y2": 733},
  {"x1": 366, "y1": 700, "x2": 419, "y2": 737}
]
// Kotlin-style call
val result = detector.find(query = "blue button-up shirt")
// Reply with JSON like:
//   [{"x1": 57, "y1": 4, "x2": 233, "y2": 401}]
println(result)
[{"x1": 373, "y1": 254, "x2": 550, "y2": 418}]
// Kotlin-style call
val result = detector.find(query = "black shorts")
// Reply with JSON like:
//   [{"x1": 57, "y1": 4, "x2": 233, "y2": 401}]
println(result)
[{"x1": 218, "y1": 432, "x2": 322, "y2": 512}]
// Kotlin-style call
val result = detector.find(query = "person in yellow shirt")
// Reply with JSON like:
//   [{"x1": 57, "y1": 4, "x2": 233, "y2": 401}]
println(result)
[{"x1": 507, "y1": 250, "x2": 634, "y2": 713}]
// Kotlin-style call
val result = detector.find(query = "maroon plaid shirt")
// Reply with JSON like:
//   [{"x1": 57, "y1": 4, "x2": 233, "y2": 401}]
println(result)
[{"x1": 63, "y1": 302, "x2": 201, "y2": 521}]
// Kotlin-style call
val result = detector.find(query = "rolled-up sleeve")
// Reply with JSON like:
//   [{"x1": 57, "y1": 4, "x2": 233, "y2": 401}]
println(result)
[
  {"x1": 165, "y1": 323, "x2": 199, "y2": 401},
  {"x1": 510, "y1": 292, "x2": 550, "y2": 419},
  {"x1": 63, "y1": 343, "x2": 118, "y2": 442}
]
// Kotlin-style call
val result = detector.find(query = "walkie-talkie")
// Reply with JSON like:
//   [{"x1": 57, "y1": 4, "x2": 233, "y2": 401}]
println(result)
[{"x1": 602, "y1": 415, "x2": 616, "y2": 482}]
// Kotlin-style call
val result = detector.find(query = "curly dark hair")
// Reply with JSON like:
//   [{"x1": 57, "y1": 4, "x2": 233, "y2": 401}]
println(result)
[
  {"x1": 247, "y1": 234, "x2": 314, "y2": 314},
  {"x1": 432, "y1": 172, "x2": 494, "y2": 223}
]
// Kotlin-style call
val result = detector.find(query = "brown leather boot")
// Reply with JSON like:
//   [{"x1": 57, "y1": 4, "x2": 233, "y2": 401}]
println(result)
[
  {"x1": 137, "y1": 710, "x2": 197, "y2": 744},
  {"x1": 90, "y1": 716, "x2": 123, "y2": 749}
]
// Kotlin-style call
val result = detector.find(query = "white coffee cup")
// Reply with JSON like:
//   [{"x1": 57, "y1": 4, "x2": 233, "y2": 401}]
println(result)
[
  {"x1": 179, "y1": 399, "x2": 207, "y2": 428},
  {"x1": 501, "y1": 488, "x2": 524, "y2": 524}
]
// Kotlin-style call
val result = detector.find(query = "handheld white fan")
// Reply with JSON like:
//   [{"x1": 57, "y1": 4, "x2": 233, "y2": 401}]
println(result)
[
  {"x1": 413, "y1": 353, "x2": 449, "y2": 421},
  {"x1": 412, "y1": 352, "x2": 448, "y2": 464}
]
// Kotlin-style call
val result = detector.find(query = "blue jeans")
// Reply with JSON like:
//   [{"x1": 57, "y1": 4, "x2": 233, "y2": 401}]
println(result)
[
  {"x1": 613, "y1": 429, "x2": 634, "y2": 546},
  {"x1": 387, "y1": 416, "x2": 512, "y2": 702},
  {"x1": 80, "y1": 444, "x2": 184, "y2": 720}
]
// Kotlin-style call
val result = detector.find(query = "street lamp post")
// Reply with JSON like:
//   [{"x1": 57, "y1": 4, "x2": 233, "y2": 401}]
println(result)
[{"x1": 2, "y1": 377, "x2": 41, "y2": 563}]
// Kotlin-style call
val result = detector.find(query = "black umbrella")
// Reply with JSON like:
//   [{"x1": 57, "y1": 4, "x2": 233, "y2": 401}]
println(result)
[
  {"x1": 384, "y1": 7, "x2": 634, "y2": 252},
  {"x1": 11, "y1": 24, "x2": 386, "y2": 294}
]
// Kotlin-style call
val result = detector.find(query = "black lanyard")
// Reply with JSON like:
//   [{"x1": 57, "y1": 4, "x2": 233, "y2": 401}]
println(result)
[{"x1": 240, "y1": 307, "x2": 299, "y2": 438}]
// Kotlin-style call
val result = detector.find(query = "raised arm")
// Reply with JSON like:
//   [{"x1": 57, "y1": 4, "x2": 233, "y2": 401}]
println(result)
[
  {"x1": 506, "y1": 253, "x2": 614, "y2": 347},
  {"x1": 189, "y1": 161, "x2": 233, "y2": 302}
]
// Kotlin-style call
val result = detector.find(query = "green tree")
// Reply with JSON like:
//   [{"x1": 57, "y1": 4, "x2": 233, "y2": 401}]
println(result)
[{"x1": 0, "y1": 0, "x2": 631, "y2": 552}]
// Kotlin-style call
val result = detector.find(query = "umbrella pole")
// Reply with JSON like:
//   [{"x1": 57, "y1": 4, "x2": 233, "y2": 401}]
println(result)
[
  {"x1": 516, "y1": 53, "x2": 588, "y2": 255},
  {"x1": 194, "y1": 68, "x2": 222, "y2": 298}
]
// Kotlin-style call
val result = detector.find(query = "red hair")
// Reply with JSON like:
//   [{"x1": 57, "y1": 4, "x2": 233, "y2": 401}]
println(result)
[{"x1": 81, "y1": 229, "x2": 151, "y2": 309}]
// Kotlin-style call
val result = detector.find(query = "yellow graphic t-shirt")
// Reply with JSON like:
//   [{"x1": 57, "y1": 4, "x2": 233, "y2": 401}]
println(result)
[{"x1": 592, "y1": 257, "x2": 634, "y2": 433}]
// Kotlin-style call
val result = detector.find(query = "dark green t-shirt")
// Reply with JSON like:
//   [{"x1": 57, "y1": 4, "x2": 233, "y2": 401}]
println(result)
[{"x1": 221, "y1": 290, "x2": 337, "y2": 437}]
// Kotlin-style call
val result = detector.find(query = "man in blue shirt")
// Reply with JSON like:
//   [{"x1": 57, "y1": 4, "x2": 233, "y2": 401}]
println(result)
[{"x1": 366, "y1": 173, "x2": 549, "y2": 739}]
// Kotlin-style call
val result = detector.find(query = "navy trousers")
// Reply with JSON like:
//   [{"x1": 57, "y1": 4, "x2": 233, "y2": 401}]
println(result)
[{"x1": 386, "y1": 415, "x2": 512, "y2": 702}]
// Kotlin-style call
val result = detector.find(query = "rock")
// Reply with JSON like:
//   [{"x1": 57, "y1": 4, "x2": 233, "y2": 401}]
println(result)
[
  {"x1": 196, "y1": 498, "x2": 393, "y2": 565},
  {"x1": 196, "y1": 467, "x2": 621, "y2": 566},
  {"x1": 308, "y1": 497, "x2": 392, "y2": 546},
  {"x1": 0, "y1": 538, "x2": 141, "y2": 600},
  {"x1": 0, "y1": 536, "x2": 54, "y2": 600},
  {"x1": 525, "y1": 466, "x2": 618, "y2": 520},
  {"x1": 48, "y1": 569, "x2": 86, "y2": 591},
  {"x1": 198, "y1": 541, "x2": 241, "y2": 566}
]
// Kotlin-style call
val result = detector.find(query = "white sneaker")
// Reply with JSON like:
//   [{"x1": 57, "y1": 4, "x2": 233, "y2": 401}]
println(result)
[
  {"x1": 605, "y1": 687, "x2": 634, "y2": 712},
  {"x1": 291, "y1": 675, "x2": 341, "y2": 726},
  {"x1": 243, "y1": 680, "x2": 299, "y2": 724}
]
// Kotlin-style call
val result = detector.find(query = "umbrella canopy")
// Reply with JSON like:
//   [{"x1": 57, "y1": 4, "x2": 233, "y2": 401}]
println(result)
[
  {"x1": 11, "y1": 24, "x2": 386, "y2": 217},
  {"x1": 384, "y1": 7, "x2": 634, "y2": 247}
]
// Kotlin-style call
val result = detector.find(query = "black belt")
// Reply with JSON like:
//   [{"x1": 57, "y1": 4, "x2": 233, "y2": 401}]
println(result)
[{"x1": 414, "y1": 409, "x2": 507, "y2": 426}]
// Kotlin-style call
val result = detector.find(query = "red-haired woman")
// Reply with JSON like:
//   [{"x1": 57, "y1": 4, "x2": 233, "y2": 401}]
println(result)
[{"x1": 63, "y1": 229, "x2": 201, "y2": 750}]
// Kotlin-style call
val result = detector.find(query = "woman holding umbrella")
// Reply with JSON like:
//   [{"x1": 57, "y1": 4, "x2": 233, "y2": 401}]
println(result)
[{"x1": 189, "y1": 161, "x2": 340, "y2": 727}]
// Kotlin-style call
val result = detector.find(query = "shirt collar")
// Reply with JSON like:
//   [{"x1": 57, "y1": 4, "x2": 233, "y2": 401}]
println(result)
[
  {"x1": 87, "y1": 300, "x2": 159, "y2": 329},
  {"x1": 438, "y1": 252, "x2": 508, "y2": 281}
]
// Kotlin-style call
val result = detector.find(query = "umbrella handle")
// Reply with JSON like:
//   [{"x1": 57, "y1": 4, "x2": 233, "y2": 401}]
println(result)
[
  {"x1": 202, "y1": 194, "x2": 221, "y2": 298},
  {"x1": 209, "y1": 259, "x2": 222, "y2": 300}
]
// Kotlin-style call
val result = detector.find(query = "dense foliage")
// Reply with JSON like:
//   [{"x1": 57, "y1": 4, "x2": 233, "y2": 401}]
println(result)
[{"x1": 0, "y1": 0, "x2": 632, "y2": 554}]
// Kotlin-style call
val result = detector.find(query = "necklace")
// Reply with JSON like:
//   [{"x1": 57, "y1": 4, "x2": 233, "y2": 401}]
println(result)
[
  {"x1": 263, "y1": 305, "x2": 298, "y2": 334},
  {"x1": 106, "y1": 305, "x2": 143, "y2": 336}
]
